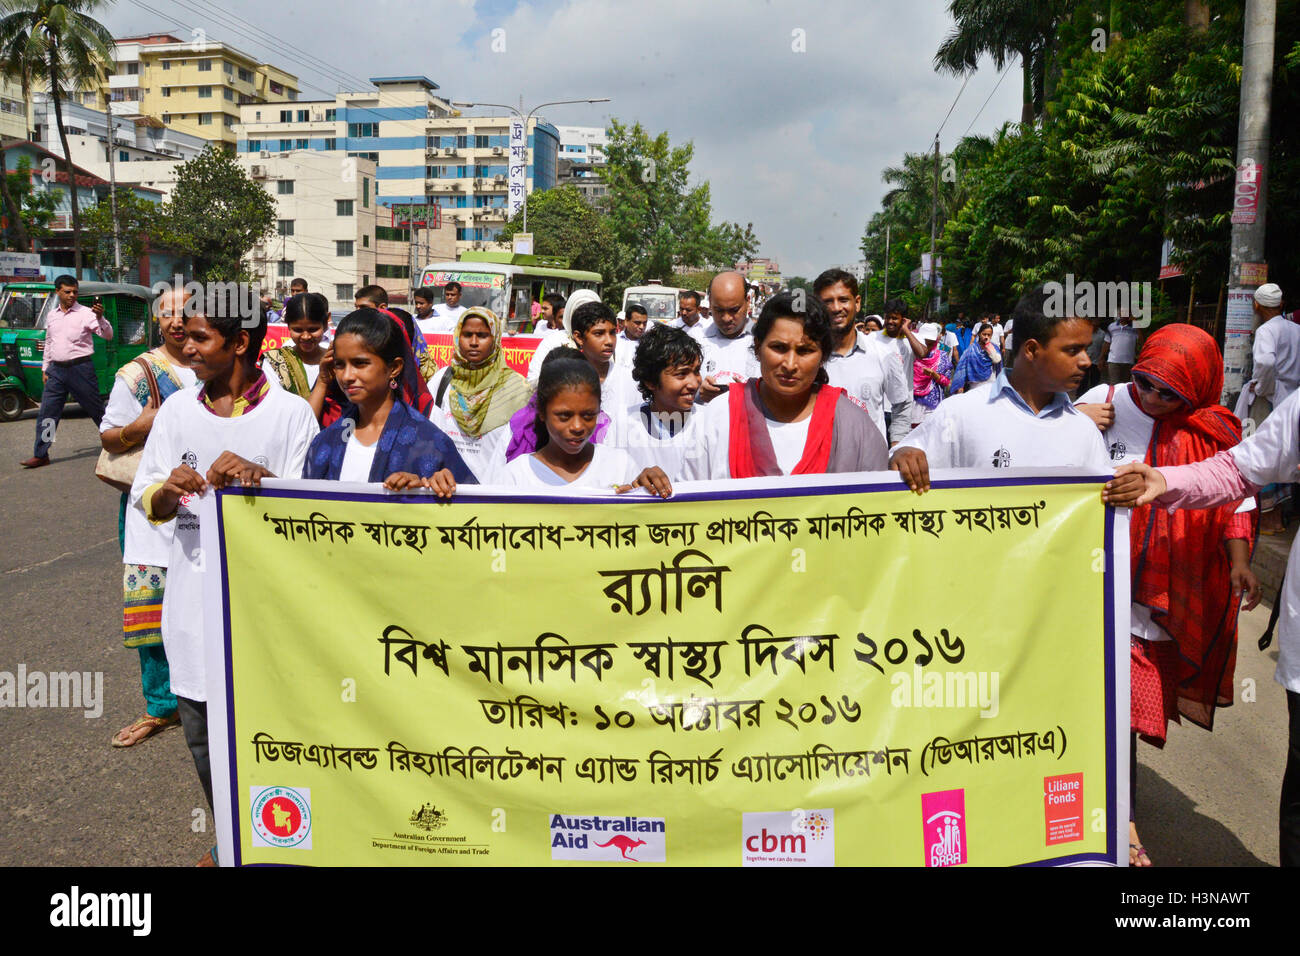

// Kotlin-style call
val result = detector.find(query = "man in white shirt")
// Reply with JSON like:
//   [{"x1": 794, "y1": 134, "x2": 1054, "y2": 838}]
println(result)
[
  {"x1": 698, "y1": 271, "x2": 758, "y2": 402},
  {"x1": 1101, "y1": 314, "x2": 1140, "y2": 384},
  {"x1": 412, "y1": 285, "x2": 451, "y2": 336},
  {"x1": 615, "y1": 302, "x2": 649, "y2": 369},
  {"x1": 671, "y1": 290, "x2": 708, "y2": 343},
  {"x1": 432, "y1": 281, "x2": 467, "y2": 325},
  {"x1": 815, "y1": 267, "x2": 912, "y2": 445},
  {"x1": 536, "y1": 293, "x2": 566, "y2": 334},
  {"x1": 1237, "y1": 283, "x2": 1300, "y2": 427},
  {"x1": 891, "y1": 286, "x2": 1111, "y2": 489},
  {"x1": 130, "y1": 301, "x2": 317, "y2": 840},
  {"x1": 527, "y1": 290, "x2": 598, "y2": 384}
]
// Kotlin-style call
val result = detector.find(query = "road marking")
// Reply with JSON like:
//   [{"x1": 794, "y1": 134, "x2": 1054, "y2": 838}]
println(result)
[{"x1": 3, "y1": 536, "x2": 116, "y2": 575}]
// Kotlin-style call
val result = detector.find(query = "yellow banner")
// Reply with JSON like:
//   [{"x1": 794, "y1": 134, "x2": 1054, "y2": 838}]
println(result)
[{"x1": 208, "y1": 474, "x2": 1124, "y2": 866}]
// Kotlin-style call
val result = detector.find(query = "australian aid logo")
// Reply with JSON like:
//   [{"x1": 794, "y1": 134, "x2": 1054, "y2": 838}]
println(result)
[
  {"x1": 250, "y1": 786, "x2": 312, "y2": 850},
  {"x1": 922, "y1": 789, "x2": 967, "y2": 867},
  {"x1": 741, "y1": 809, "x2": 834, "y2": 867},
  {"x1": 549, "y1": 813, "x2": 666, "y2": 862}
]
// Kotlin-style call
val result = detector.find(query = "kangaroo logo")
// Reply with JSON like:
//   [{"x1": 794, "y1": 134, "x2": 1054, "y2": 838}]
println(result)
[{"x1": 595, "y1": 835, "x2": 646, "y2": 861}]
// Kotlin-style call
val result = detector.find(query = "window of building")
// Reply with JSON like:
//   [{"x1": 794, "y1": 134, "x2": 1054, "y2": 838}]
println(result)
[
  {"x1": 347, "y1": 122, "x2": 378, "y2": 138},
  {"x1": 297, "y1": 109, "x2": 308, "y2": 123},
  {"x1": 324, "y1": 108, "x2": 336, "y2": 122},
  {"x1": 198, "y1": 59, "x2": 212, "y2": 72},
  {"x1": 162, "y1": 60, "x2": 170, "y2": 71},
  {"x1": 161, "y1": 87, "x2": 170, "y2": 98},
  {"x1": 270, "y1": 81, "x2": 284, "y2": 95},
  {"x1": 376, "y1": 264, "x2": 409, "y2": 279},
  {"x1": 255, "y1": 110, "x2": 261, "y2": 121},
  {"x1": 277, "y1": 219, "x2": 294, "y2": 236},
  {"x1": 198, "y1": 86, "x2": 212, "y2": 98},
  {"x1": 126, "y1": 63, "x2": 139, "y2": 75},
  {"x1": 278, "y1": 180, "x2": 294, "y2": 195},
  {"x1": 475, "y1": 134, "x2": 488, "y2": 148},
  {"x1": 336, "y1": 284, "x2": 353, "y2": 301},
  {"x1": 362, "y1": 234, "x2": 369, "y2": 248},
  {"x1": 225, "y1": 115, "x2": 237, "y2": 127},
  {"x1": 223, "y1": 61, "x2": 233, "y2": 74},
  {"x1": 362, "y1": 178, "x2": 369, "y2": 208},
  {"x1": 224, "y1": 87, "x2": 233, "y2": 100},
  {"x1": 363, "y1": 275, "x2": 369, "y2": 286},
  {"x1": 278, "y1": 260, "x2": 294, "y2": 277},
  {"x1": 199, "y1": 113, "x2": 212, "y2": 125},
  {"x1": 279, "y1": 139, "x2": 292, "y2": 151},
  {"x1": 239, "y1": 67, "x2": 253, "y2": 82},
  {"x1": 336, "y1": 240, "x2": 354, "y2": 257},
  {"x1": 336, "y1": 199, "x2": 353, "y2": 216},
  {"x1": 375, "y1": 225, "x2": 409, "y2": 242},
  {"x1": 294, "y1": 138, "x2": 308, "y2": 149},
  {"x1": 280, "y1": 109, "x2": 291, "y2": 122},
  {"x1": 323, "y1": 138, "x2": 336, "y2": 150},
  {"x1": 119, "y1": 150, "x2": 130, "y2": 162},
  {"x1": 248, "y1": 139, "x2": 262, "y2": 152}
]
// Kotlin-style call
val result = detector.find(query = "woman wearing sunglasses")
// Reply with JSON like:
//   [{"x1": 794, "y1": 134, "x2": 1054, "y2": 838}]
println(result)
[{"x1": 1078, "y1": 324, "x2": 1259, "y2": 867}]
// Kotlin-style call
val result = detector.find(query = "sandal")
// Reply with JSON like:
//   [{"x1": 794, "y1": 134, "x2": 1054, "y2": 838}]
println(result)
[
  {"x1": 111, "y1": 712, "x2": 180, "y2": 748},
  {"x1": 1129, "y1": 843, "x2": 1152, "y2": 867}
]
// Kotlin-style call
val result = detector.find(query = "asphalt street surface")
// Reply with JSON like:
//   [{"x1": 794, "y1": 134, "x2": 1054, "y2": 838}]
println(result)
[{"x1": 0, "y1": 411, "x2": 1288, "y2": 866}]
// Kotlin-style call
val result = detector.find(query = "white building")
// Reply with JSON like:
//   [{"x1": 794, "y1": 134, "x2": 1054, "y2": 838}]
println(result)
[
  {"x1": 30, "y1": 91, "x2": 208, "y2": 177},
  {"x1": 556, "y1": 125, "x2": 607, "y2": 164}
]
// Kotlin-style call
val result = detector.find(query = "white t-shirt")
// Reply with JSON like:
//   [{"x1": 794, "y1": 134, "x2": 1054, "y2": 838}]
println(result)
[
  {"x1": 614, "y1": 331, "x2": 642, "y2": 369},
  {"x1": 826, "y1": 331, "x2": 908, "y2": 445},
  {"x1": 339, "y1": 434, "x2": 378, "y2": 482},
  {"x1": 701, "y1": 323, "x2": 758, "y2": 385},
  {"x1": 428, "y1": 394, "x2": 511, "y2": 483},
  {"x1": 604, "y1": 402, "x2": 701, "y2": 481},
  {"x1": 989, "y1": 323, "x2": 1005, "y2": 350},
  {"x1": 1002, "y1": 319, "x2": 1014, "y2": 351},
  {"x1": 526, "y1": 330, "x2": 573, "y2": 384},
  {"x1": 670, "y1": 317, "x2": 709, "y2": 344},
  {"x1": 896, "y1": 373, "x2": 1112, "y2": 472},
  {"x1": 601, "y1": 362, "x2": 641, "y2": 417},
  {"x1": 433, "y1": 303, "x2": 467, "y2": 324},
  {"x1": 1231, "y1": 390, "x2": 1300, "y2": 692},
  {"x1": 1105, "y1": 322, "x2": 1139, "y2": 365},
  {"x1": 1077, "y1": 382, "x2": 1254, "y2": 642},
  {"x1": 681, "y1": 389, "x2": 828, "y2": 481},
  {"x1": 873, "y1": 330, "x2": 916, "y2": 381},
  {"x1": 129, "y1": 385, "x2": 318, "y2": 701},
  {"x1": 101, "y1": 363, "x2": 199, "y2": 568},
  {"x1": 496, "y1": 443, "x2": 638, "y2": 490},
  {"x1": 416, "y1": 314, "x2": 456, "y2": 337}
]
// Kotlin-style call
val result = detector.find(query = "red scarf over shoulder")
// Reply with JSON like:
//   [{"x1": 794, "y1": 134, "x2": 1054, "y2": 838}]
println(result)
[
  {"x1": 1129, "y1": 324, "x2": 1251, "y2": 729},
  {"x1": 728, "y1": 379, "x2": 841, "y2": 478}
]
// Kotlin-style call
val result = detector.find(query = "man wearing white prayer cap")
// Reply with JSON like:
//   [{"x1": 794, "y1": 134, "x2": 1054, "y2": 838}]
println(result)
[{"x1": 1234, "y1": 283, "x2": 1298, "y2": 531}]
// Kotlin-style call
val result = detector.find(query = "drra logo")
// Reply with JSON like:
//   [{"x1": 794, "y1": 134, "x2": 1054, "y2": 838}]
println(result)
[
  {"x1": 1109, "y1": 440, "x2": 1127, "y2": 461},
  {"x1": 253, "y1": 455, "x2": 270, "y2": 468},
  {"x1": 991, "y1": 446, "x2": 1012, "y2": 468},
  {"x1": 181, "y1": 450, "x2": 198, "y2": 470},
  {"x1": 741, "y1": 809, "x2": 834, "y2": 867},
  {"x1": 250, "y1": 786, "x2": 312, "y2": 849},
  {"x1": 549, "y1": 814, "x2": 666, "y2": 862},
  {"x1": 921, "y1": 789, "x2": 966, "y2": 867}
]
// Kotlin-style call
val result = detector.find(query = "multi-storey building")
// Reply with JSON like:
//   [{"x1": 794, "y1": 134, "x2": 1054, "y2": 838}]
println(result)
[
  {"x1": 556, "y1": 125, "x2": 607, "y2": 164},
  {"x1": 0, "y1": 74, "x2": 26, "y2": 141},
  {"x1": 235, "y1": 76, "x2": 560, "y2": 258},
  {"x1": 31, "y1": 91, "x2": 208, "y2": 175},
  {"x1": 81, "y1": 33, "x2": 299, "y2": 148}
]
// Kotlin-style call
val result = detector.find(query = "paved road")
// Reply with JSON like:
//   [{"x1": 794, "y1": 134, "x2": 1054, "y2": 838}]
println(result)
[{"x1": 0, "y1": 412, "x2": 1288, "y2": 866}]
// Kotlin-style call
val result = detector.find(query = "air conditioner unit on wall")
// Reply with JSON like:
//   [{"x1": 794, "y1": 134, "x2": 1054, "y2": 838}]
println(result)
[
  {"x1": 442, "y1": 147, "x2": 454, "y2": 156},
  {"x1": 250, "y1": 165, "x2": 267, "y2": 178},
  {"x1": 492, "y1": 146, "x2": 503, "y2": 156}
]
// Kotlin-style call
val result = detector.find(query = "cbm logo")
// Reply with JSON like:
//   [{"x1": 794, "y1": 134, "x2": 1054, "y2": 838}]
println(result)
[{"x1": 741, "y1": 809, "x2": 834, "y2": 867}]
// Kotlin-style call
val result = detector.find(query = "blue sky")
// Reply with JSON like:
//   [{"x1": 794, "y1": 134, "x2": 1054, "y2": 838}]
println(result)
[{"x1": 101, "y1": 0, "x2": 1024, "y2": 278}]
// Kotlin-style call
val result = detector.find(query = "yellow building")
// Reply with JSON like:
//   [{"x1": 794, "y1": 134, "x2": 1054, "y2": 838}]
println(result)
[{"x1": 83, "y1": 33, "x2": 298, "y2": 148}]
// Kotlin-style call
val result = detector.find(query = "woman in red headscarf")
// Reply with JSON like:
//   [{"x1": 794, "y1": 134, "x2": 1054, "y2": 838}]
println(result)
[{"x1": 1077, "y1": 324, "x2": 1260, "y2": 866}]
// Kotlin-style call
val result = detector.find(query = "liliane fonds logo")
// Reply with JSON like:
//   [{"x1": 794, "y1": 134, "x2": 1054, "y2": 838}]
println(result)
[{"x1": 250, "y1": 786, "x2": 312, "y2": 850}]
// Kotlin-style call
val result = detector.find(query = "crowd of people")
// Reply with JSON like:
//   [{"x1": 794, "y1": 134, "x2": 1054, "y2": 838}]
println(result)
[{"x1": 26, "y1": 264, "x2": 1300, "y2": 868}]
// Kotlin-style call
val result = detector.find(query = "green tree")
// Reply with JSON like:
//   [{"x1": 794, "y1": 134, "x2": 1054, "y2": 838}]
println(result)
[
  {"x1": 82, "y1": 187, "x2": 158, "y2": 281},
  {"x1": 161, "y1": 146, "x2": 276, "y2": 281},
  {"x1": 0, "y1": 0, "x2": 114, "y2": 277},
  {"x1": 601, "y1": 118, "x2": 758, "y2": 292},
  {"x1": 1, "y1": 155, "x2": 55, "y2": 250},
  {"x1": 497, "y1": 184, "x2": 615, "y2": 275}
]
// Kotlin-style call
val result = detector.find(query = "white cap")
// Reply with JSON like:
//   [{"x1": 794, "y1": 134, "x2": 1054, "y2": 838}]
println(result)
[
  {"x1": 919, "y1": 322, "x2": 942, "y2": 341},
  {"x1": 562, "y1": 289, "x2": 601, "y2": 335},
  {"x1": 1255, "y1": 283, "x2": 1283, "y2": 308}
]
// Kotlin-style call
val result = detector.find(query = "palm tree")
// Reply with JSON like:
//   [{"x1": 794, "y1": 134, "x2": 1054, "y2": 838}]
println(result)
[
  {"x1": 0, "y1": 1, "x2": 113, "y2": 277},
  {"x1": 933, "y1": 0, "x2": 1070, "y2": 125}
]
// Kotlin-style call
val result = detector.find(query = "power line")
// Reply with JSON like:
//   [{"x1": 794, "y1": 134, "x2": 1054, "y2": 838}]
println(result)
[
  {"x1": 962, "y1": 56, "x2": 1018, "y2": 139},
  {"x1": 934, "y1": 73, "x2": 970, "y2": 141}
]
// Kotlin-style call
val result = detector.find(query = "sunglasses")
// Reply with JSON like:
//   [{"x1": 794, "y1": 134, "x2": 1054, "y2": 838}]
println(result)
[{"x1": 1131, "y1": 373, "x2": 1181, "y2": 403}]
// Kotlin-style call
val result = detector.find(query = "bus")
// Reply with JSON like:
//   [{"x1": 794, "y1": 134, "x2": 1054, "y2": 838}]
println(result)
[
  {"x1": 622, "y1": 284, "x2": 684, "y2": 324},
  {"x1": 415, "y1": 251, "x2": 601, "y2": 332}
]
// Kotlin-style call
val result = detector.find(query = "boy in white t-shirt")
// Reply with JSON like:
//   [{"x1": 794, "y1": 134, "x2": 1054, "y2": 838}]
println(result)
[
  {"x1": 131, "y1": 301, "x2": 317, "y2": 851},
  {"x1": 891, "y1": 286, "x2": 1112, "y2": 490}
]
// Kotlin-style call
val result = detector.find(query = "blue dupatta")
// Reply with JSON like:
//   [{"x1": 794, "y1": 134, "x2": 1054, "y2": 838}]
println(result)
[
  {"x1": 303, "y1": 398, "x2": 476, "y2": 483},
  {"x1": 950, "y1": 341, "x2": 997, "y2": 393}
]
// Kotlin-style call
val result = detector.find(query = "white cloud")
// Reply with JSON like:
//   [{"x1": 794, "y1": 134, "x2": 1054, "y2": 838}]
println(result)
[{"x1": 103, "y1": 0, "x2": 1023, "y2": 279}]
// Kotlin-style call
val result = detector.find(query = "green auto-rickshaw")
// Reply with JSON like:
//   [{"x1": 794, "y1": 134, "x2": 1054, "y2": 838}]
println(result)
[{"x1": 0, "y1": 281, "x2": 157, "y2": 422}]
